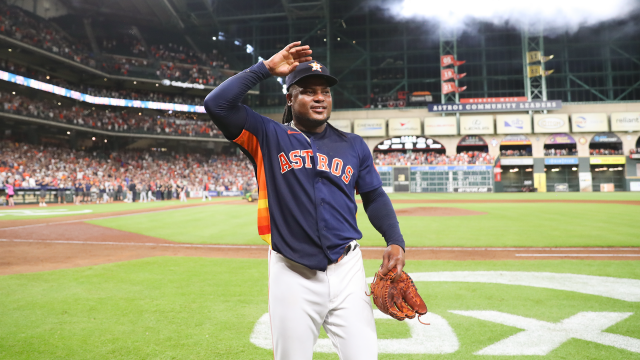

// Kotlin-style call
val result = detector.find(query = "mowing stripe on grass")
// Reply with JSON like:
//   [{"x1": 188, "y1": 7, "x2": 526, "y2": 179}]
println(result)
[
  {"x1": 0, "y1": 201, "x2": 235, "y2": 231},
  {"x1": 516, "y1": 254, "x2": 640, "y2": 257}
]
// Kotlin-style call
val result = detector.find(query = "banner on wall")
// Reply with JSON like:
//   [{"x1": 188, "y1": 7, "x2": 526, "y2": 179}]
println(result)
[
  {"x1": 428, "y1": 100, "x2": 562, "y2": 113},
  {"x1": 610, "y1": 112, "x2": 640, "y2": 131},
  {"x1": 496, "y1": 114, "x2": 532, "y2": 134},
  {"x1": 579, "y1": 173, "x2": 593, "y2": 192},
  {"x1": 460, "y1": 115, "x2": 494, "y2": 135},
  {"x1": 590, "y1": 156, "x2": 626, "y2": 165},
  {"x1": 388, "y1": 118, "x2": 422, "y2": 136},
  {"x1": 442, "y1": 82, "x2": 467, "y2": 94},
  {"x1": 353, "y1": 119, "x2": 386, "y2": 137},
  {"x1": 423, "y1": 116, "x2": 457, "y2": 135},
  {"x1": 590, "y1": 132, "x2": 621, "y2": 143},
  {"x1": 534, "y1": 114, "x2": 570, "y2": 133},
  {"x1": 501, "y1": 134, "x2": 532, "y2": 145},
  {"x1": 460, "y1": 97, "x2": 528, "y2": 103},
  {"x1": 501, "y1": 158, "x2": 534, "y2": 165},
  {"x1": 458, "y1": 135, "x2": 487, "y2": 146},
  {"x1": 440, "y1": 55, "x2": 466, "y2": 67},
  {"x1": 330, "y1": 119, "x2": 351, "y2": 133},
  {"x1": 571, "y1": 113, "x2": 609, "y2": 132},
  {"x1": 545, "y1": 133, "x2": 576, "y2": 144},
  {"x1": 545, "y1": 157, "x2": 578, "y2": 165}
]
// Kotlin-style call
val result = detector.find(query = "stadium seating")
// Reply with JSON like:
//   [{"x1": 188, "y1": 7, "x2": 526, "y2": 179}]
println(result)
[
  {"x1": 374, "y1": 151, "x2": 494, "y2": 166},
  {"x1": 0, "y1": 140, "x2": 257, "y2": 196}
]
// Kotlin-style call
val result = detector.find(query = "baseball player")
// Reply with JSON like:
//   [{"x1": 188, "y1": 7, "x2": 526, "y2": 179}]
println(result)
[{"x1": 204, "y1": 42, "x2": 405, "y2": 360}]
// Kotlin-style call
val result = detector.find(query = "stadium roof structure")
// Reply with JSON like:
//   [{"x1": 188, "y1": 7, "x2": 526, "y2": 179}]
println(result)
[{"x1": 17, "y1": 0, "x2": 640, "y2": 111}]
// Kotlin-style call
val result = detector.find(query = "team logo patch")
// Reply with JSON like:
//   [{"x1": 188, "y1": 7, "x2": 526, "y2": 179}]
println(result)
[{"x1": 309, "y1": 62, "x2": 322, "y2": 72}]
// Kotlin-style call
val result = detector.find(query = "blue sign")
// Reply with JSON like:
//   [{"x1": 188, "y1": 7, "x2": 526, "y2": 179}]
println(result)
[
  {"x1": 544, "y1": 158, "x2": 579, "y2": 165},
  {"x1": 411, "y1": 165, "x2": 493, "y2": 171},
  {"x1": 375, "y1": 166, "x2": 393, "y2": 172},
  {"x1": 428, "y1": 100, "x2": 562, "y2": 113},
  {"x1": 221, "y1": 190, "x2": 244, "y2": 196},
  {"x1": 0, "y1": 70, "x2": 205, "y2": 113},
  {"x1": 207, "y1": 191, "x2": 219, "y2": 197}
]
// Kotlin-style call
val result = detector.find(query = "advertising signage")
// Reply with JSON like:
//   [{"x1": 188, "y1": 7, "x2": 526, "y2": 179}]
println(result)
[
  {"x1": 501, "y1": 134, "x2": 531, "y2": 145},
  {"x1": 590, "y1": 157, "x2": 626, "y2": 165},
  {"x1": 611, "y1": 113, "x2": 640, "y2": 131},
  {"x1": 411, "y1": 165, "x2": 493, "y2": 171},
  {"x1": 460, "y1": 115, "x2": 494, "y2": 135},
  {"x1": 496, "y1": 114, "x2": 532, "y2": 134},
  {"x1": 591, "y1": 132, "x2": 622, "y2": 143},
  {"x1": 544, "y1": 158, "x2": 579, "y2": 165},
  {"x1": 428, "y1": 100, "x2": 562, "y2": 113},
  {"x1": 388, "y1": 118, "x2": 422, "y2": 136},
  {"x1": 0, "y1": 70, "x2": 206, "y2": 113},
  {"x1": 571, "y1": 113, "x2": 609, "y2": 133},
  {"x1": 423, "y1": 116, "x2": 457, "y2": 135},
  {"x1": 535, "y1": 114, "x2": 570, "y2": 133},
  {"x1": 545, "y1": 133, "x2": 576, "y2": 144},
  {"x1": 353, "y1": 119, "x2": 386, "y2": 137}
]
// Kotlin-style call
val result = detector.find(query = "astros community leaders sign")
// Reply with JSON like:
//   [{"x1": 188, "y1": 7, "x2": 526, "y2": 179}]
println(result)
[{"x1": 428, "y1": 100, "x2": 562, "y2": 113}]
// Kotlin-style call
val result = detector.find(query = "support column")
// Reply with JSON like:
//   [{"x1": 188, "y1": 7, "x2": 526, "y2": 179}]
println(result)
[
  {"x1": 522, "y1": 28, "x2": 548, "y2": 101},
  {"x1": 439, "y1": 27, "x2": 458, "y2": 104}
]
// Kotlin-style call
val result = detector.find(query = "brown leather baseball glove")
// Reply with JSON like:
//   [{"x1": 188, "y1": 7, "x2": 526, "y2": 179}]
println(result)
[{"x1": 368, "y1": 267, "x2": 429, "y2": 325}]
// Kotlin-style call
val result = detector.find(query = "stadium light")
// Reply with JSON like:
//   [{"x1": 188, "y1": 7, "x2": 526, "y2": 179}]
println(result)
[
  {"x1": 67, "y1": 131, "x2": 70, "y2": 135},
  {"x1": 92, "y1": 137, "x2": 96, "y2": 141},
  {"x1": 104, "y1": 139, "x2": 107, "y2": 143},
  {"x1": 12, "y1": 92, "x2": 14, "y2": 95},
  {"x1": 212, "y1": 36, "x2": 217, "y2": 40},
  {"x1": 7, "y1": 49, "x2": 11, "y2": 52},
  {"x1": 246, "y1": 44, "x2": 254, "y2": 54},
  {"x1": 234, "y1": 40, "x2": 242, "y2": 46}
]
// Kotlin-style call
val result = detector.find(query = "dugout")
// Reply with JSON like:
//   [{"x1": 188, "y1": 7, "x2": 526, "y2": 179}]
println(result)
[
  {"x1": 588, "y1": 133, "x2": 626, "y2": 191},
  {"x1": 499, "y1": 158, "x2": 534, "y2": 192},
  {"x1": 456, "y1": 135, "x2": 488, "y2": 154},
  {"x1": 543, "y1": 133, "x2": 577, "y2": 157}
]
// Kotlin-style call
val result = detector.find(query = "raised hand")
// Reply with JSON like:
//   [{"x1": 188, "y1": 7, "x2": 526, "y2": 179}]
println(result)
[{"x1": 263, "y1": 41, "x2": 313, "y2": 77}]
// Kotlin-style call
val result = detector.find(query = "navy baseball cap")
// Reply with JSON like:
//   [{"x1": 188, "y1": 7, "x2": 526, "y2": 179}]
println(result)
[{"x1": 285, "y1": 60, "x2": 338, "y2": 91}]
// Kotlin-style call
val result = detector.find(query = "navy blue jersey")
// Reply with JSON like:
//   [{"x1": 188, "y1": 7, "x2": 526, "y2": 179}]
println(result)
[{"x1": 233, "y1": 111, "x2": 382, "y2": 270}]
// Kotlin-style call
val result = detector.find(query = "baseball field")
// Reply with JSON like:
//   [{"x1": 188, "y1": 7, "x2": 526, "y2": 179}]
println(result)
[{"x1": 1, "y1": 193, "x2": 640, "y2": 359}]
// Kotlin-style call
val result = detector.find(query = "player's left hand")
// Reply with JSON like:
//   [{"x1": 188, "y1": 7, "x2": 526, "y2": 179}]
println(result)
[{"x1": 380, "y1": 244, "x2": 405, "y2": 282}]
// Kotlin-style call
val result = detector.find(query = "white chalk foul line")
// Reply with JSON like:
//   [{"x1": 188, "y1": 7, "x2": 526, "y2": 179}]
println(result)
[
  {"x1": 516, "y1": 254, "x2": 640, "y2": 257},
  {"x1": 0, "y1": 239, "x2": 267, "y2": 249}
]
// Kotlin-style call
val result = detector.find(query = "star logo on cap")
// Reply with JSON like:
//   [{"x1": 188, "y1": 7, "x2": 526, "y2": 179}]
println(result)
[{"x1": 309, "y1": 61, "x2": 322, "y2": 72}]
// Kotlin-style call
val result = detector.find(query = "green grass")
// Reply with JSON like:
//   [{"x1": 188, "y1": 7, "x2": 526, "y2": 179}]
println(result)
[
  {"x1": 1, "y1": 258, "x2": 639, "y2": 359},
  {"x1": 89, "y1": 198, "x2": 640, "y2": 247},
  {"x1": 0, "y1": 198, "x2": 235, "y2": 220},
  {"x1": 385, "y1": 192, "x2": 640, "y2": 201}
]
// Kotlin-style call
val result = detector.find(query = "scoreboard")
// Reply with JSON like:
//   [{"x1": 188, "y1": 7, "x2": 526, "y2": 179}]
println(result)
[{"x1": 410, "y1": 165, "x2": 493, "y2": 193}]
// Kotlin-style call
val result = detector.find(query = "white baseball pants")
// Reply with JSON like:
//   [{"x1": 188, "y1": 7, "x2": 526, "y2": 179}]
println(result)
[{"x1": 268, "y1": 242, "x2": 378, "y2": 360}]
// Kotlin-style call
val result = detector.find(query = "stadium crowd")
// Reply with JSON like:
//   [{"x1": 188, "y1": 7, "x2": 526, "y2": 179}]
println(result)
[
  {"x1": 543, "y1": 148, "x2": 578, "y2": 156},
  {"x1": 0, "y1": 91, "x2": 221, "y2": 138},
  {"x1": 374, "y1": 151, "x2": 495, "y2": 166},
  {"x1": 0, "y1": 1, "x2": 231, "y2": 84},
  {"x1": 0, "y1": 141, "x2": 257, "y2": 204},
  {"x1": 500, "y1": 149, "x2": 532, "y2": 157},
  {"x1": 589, "y1": 148, "x2": 624, "y2": 156}
]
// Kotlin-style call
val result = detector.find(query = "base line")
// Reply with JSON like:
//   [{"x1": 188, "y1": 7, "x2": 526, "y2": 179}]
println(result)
[{"x1": 516, "y1": 254, "x2": 640, "y2": 257}]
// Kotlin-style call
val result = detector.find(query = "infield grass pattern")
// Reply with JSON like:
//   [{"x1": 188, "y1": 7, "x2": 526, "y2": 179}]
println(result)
[{"x1": 1, "y1": 259, "x2": 639, "y2": 359}]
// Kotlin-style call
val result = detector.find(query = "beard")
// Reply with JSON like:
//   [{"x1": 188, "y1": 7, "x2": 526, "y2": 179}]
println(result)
[{"x1": 291, "y1": 108, "x2": 331, "y2": 130}]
